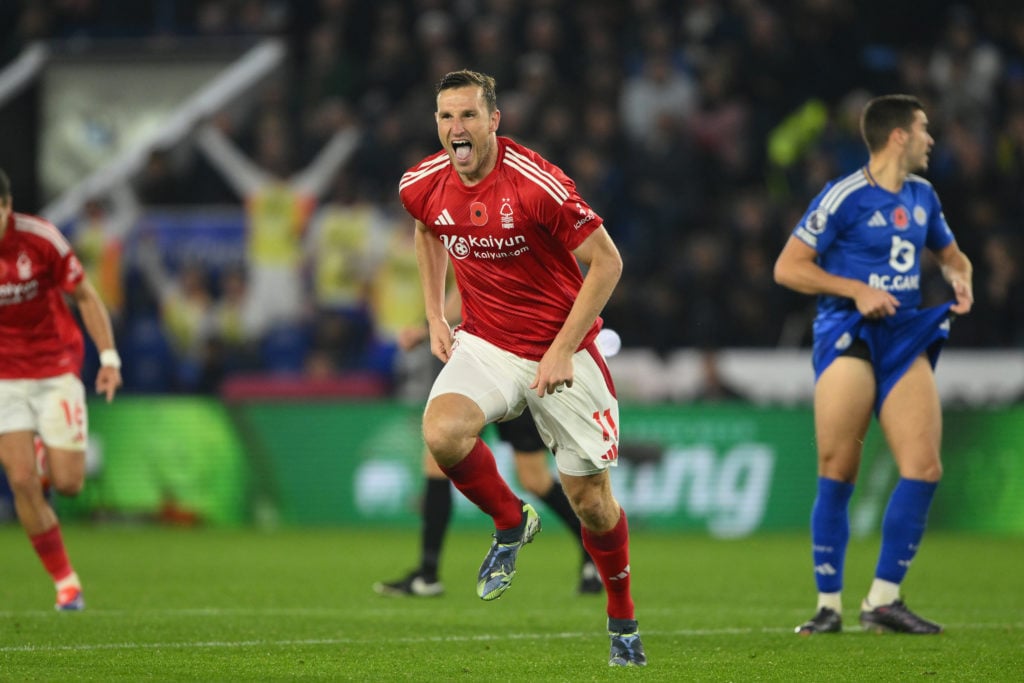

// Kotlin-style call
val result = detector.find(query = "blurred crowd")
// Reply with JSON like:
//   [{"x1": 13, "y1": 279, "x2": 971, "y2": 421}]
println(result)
[{"x1": 3, "y1": 0, "x2": 1024, "y2": 394}]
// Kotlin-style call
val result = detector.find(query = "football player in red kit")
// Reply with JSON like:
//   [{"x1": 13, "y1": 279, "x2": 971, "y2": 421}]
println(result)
[
  {"x1": 399, "y1": 70, "x2": 645, "y2": 667},
  {"x1": 0, "y1": 168, "x2": 122, "y2": 610}
]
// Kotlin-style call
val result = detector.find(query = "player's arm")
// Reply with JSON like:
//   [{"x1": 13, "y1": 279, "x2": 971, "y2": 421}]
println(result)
[
  {"x1": 774, "y1": 235, "x2": 899, "y2": 319},
  {"x1": 532, "y1": 225, "x2": 622, "y2": 396},
  {"x1": 291, "y1": 125, "x2": 359, "y2": 198},
  {"x1": 414, "y1": 219, "x2": 454, "y2": 362},
  {"x1": 195, "y1": 120, "x2": 272, "y2": 196},
  {"x1": 71, "y1": 278, "x2": 123, "y2": 402},
  {"x1": 932, "y1": 241, "x2": 973, "y2": 315}
]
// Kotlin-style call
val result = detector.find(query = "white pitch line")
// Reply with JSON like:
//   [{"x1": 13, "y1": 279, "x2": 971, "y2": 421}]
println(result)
[{"x1": 1, "y1": 623, "x2": 1021, "y2": 654}]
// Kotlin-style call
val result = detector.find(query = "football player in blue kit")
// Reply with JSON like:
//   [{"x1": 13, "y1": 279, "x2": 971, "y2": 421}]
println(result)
[{"x1": 774, "y1": 94, "x2": 973, "y2": 635}]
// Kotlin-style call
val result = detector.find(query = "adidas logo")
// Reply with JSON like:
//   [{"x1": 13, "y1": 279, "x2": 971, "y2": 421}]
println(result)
[
  {"x1": 434, "y1": 209, "x2": 455, "y2": 226},
  {"x1": 814, "y1": 563, "x2": 837, "y2": 576},
  {"x1": 868, "y1": 211, "x2": 887, "y2": 227},
  {"x1": 608, "y1": 564, "x2": 631, "y2": 582}
]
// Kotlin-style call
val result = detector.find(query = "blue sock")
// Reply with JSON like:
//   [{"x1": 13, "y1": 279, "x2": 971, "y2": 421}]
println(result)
[
  {"x1": 811, "y1": 477, "x2": 855, "y2": 593},
  {"x1": 876, "y1": 478, "x2": 937, "y2": 584}
]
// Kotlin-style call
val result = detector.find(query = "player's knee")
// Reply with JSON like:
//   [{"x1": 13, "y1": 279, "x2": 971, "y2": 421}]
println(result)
[
  {"x1": 422, "y1": 418, "x2": 470, "y2": 464},
  {"x1": 569, "y1": 492, "x2": 617, "y2": 532},
  {"x1": 5, "y1": 468, "x2": 45, "y2": 496},
  {"x1": 817, "y1": 449, "x2": 860, "y2": 482},
  {"x1": 52, "y1": 477, "x2": 84, "y2": 497},
  {"x1": 901, "y1": 458, "x2": 942, "y2": 483},
  {"x1": 421, "y1": 427, "x2": 454, "y2": 463},
  {"x1": 422, "y1": 397, "x2": 483, "y2": 463}
]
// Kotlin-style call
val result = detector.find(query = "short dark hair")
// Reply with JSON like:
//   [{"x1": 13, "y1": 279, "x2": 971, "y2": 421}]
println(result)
[
  {"x1": 860, "y1": 94, "x2": 925, "y2": 153},
  {"x1": 0, "y1": 168, "x2": 10, "y2": 203},
  {"x1": 435, "y1": 70, "x2": 497, "y2": 113}
]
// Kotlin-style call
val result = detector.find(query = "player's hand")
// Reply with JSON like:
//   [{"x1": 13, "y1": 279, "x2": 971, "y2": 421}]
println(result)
[
  {"x1": 95, "y1": 366, "x2": 122, "y2": 403},
  {"x1": 949, "y1": 277, "x2": 974, "y2": 315},
  {"x1": 854, "y1": 284, "x2": 900, "y2": 319},
  {"x1": 531, "y1": 348, "x2": 574, "y2": 397},
  {"x1": 427, "y1": 318, "x2": 454, "y2": 362}
]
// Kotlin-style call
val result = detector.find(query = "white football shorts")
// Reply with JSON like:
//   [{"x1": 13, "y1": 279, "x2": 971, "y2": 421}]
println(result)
[
  {"x1": 428, "y1": 330, "x2": 621, "y2": 475},
  {"x1": 0, "y1": 373, "x2": 88, "y2": 451}
]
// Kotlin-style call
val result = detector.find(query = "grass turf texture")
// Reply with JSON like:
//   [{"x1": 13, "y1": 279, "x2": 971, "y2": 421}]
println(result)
[{"x1": 0, "y1": 526, "x2": 1020, "y2": 681}]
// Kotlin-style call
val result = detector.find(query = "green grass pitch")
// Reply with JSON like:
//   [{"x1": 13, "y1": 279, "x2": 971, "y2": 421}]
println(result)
[{"x1": 0, "y1": 525, "x2": 1021, "y2": 681}]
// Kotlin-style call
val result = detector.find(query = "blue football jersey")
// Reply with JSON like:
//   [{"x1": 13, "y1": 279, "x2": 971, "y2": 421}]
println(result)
[{"x1": 792, "y1": 168, "x2": 955, "y2": 317}]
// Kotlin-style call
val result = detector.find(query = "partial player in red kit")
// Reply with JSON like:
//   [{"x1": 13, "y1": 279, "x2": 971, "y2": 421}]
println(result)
[
  {"x1": 399, "y1": 70, "x2": 645, "y2": 667},
  {"x1": 34, "y1": 285, "x2": 86, "y2": 491},
  {"x1": 0, "y1": 168, "x2": 122, "y2": 610}
]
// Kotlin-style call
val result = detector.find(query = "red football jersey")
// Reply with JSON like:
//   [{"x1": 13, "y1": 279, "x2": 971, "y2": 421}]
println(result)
[
  {"x1": 399, "y1": 137, "x2": 604, "y2": 360},
  {"x1": 49, "y1": 287, "x2": 86, "y2": 378},
  {"x1": 0, "y1": 212, "x2": 85, "y2": 379}
]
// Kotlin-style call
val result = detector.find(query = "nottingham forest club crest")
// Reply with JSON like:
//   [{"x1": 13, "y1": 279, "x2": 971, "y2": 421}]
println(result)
[{"x1": 17, "y1": 251, "x2": 32, "y2": 279}]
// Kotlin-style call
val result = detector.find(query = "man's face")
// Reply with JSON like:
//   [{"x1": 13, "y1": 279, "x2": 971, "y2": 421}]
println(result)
[
  {"x1": 0, "y1": 197, "x2": 10, "y2": 231},
  {"x1": 435, "y1": 85, "x2": 500, "y2": 183},
  {"x1": 905, "y1": 109, "x2": 934, "y2": 173}
]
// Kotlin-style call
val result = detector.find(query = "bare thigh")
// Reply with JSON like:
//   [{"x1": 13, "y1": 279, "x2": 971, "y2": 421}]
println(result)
[
  {"x1": 878, "y1": 355, "x2": 943, "y2": 482},
  {"x1": 814, "y1": 356, "x2": 876, "y2": 482},
  {"x1": 46, "y1": 447, "x2": 86, "y2": 496},
  {"x1": 0, "y1": 431, "x2": 37, "y2": 485}
]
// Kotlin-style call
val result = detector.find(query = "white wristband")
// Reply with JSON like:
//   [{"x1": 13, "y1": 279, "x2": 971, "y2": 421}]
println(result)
[{"x1": 99, "y1": 349, "x2": 122, "y2": 369}]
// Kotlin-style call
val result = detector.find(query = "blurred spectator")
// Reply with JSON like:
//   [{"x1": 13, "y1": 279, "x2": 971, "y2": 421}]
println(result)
[
  {"x1": 193, "y1": 109, "x2": 359, "y2": 339},
  {"x1": 619, "y1": 46, "x2": 698, "y2": 148},
  {"x1": 928, "y1": 5, "x2": 1003, "y2": 134},
  {"x1": 687, "y1": 53, "x2": 753, "y2": 186},
  {"x1": 974, "y1": 232, "x2": 1024, "y2": 346},
  {"x1": 302, "y1": 170, "x2": 384, "y2": 370},
  {"x1": 366, "y1": 200, "x2": 442, "y2": 390},
  {"x1": 136, "y1": 242, "x2": 215, "y2": 391},
  {"x1": 202, "y1": 262, "x2": 260, "y2": 389},
  {"x1": 70, "y1": 183, "x2": 137, "y2": 322}
]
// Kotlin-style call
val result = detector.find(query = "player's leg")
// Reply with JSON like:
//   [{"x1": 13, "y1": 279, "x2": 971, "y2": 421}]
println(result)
[
  {"x1": 861, "y1": 355, "x2": 943, "y2": 634},
  {"x1": 561, "y1": 470, "x2": 645, "y2": 666},
  {"x1": 374, "y1": 449, "x2": 449, "y2": 597},
  {"x1": 535, "y1": 343, "x2": 644, "y2": 666},
  {"x1": 422, "y1": 334, "x2": 542, "y2": 601},
  {"x1": 796, "y1": 355, "x2": 875, "y2": 635},
  {"x1": 12, "y1": 376, "x2": 88, "y2": 610},
  {"x1": 425, "y1": 392, "x2": 538, "y2": 601},
  {"x1": 0, "y1": 431, "x2": 58, "y2": 534},
  {"x1": 502, "y1": 412, "x2": 601, "y2": 594},
  {"x1": 34, "y1": 435, "x2": 50, "y2": 492},
  {"x1": 532, "y1": 342, "x2": 643, "y2": 663},
  {"x1": 0, "y1": 431, "x2": 83, "y2": 610},
  {"x1": 423, "y1": 392, "x2": 522, "y2": 526},
  {"x1": 43, "y1": 446, "x2": 86, "y2": 497}
]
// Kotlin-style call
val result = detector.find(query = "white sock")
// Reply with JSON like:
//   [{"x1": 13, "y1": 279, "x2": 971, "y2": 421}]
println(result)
[
  {"x1": 865, "y1": 579, "x2": 900, "y2": 608},
  {"x1": 56, "y1": 571, "x2": 81, "y2": 592},
  {"x1": 817, "y1": 592, "x2": 842, "y2": 614}
]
